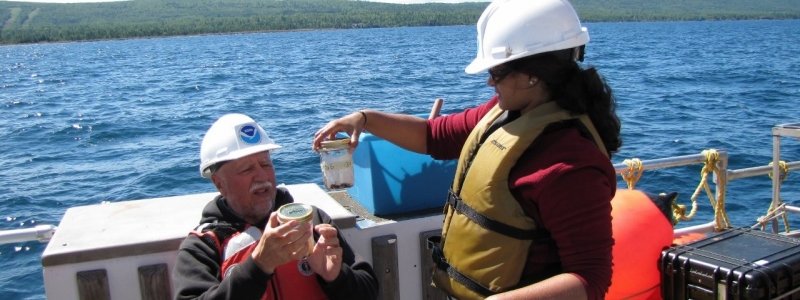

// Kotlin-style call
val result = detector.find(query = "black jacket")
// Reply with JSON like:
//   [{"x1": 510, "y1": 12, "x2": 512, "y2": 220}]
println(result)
[{"x1": 173, "y1": 187, "x2": 378, "y2": 299}]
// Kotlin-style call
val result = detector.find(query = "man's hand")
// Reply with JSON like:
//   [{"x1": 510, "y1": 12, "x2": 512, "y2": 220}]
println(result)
[
  {"x1": 308, "y1": 224, "x2": 343, "y2": 282},
  {"x1": 250, "y1": 212, "x2": 313, "y2": 274}
]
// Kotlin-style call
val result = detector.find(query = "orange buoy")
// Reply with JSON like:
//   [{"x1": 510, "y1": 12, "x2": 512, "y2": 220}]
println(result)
[{"x1": 606, "y1": 189, "x2": 674, "y2": 300}]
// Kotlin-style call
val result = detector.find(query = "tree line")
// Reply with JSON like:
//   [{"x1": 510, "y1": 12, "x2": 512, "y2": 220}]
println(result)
[{"x1": 1, "y1": 0, "x2": 798, "y2": 45}]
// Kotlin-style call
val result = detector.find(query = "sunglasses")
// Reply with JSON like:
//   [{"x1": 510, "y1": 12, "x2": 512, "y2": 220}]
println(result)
[{"x1": 488, "y1": 65, "x2": 513, "y2": 82}]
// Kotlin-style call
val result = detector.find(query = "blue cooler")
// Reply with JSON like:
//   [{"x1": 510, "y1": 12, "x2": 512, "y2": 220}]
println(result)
[{"x1": 347, "y1": 132, "x2": 457, "y2": 216}]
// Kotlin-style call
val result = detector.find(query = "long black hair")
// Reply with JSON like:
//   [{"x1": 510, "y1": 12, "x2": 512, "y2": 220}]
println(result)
[{"x1": 506, "y1": 49, "x2": 622, "y2": 155}]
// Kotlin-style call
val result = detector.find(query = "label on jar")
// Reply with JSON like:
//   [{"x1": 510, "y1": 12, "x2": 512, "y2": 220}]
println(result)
[
  {"x1": 321, "y1": 160, "x2": 353, "y2": 171},
  {"x1": 277, "y1": 203, "x2": 313, "y2": 223},
  {"x1": 319, "y1": 140, "x2": 354, "y2": 190},
  {"x1": 277, "y1": 203, "x2": 315, "y2": 257}
]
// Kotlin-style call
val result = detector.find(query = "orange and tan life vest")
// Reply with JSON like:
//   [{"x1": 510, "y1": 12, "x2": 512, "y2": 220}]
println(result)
[{"x1": 432, "y1": 101, "x2": 607, "y2": 299}]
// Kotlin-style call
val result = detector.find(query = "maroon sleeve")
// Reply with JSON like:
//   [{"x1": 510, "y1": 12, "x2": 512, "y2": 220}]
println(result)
[
  {"x1": 537, "y1": 169, "x2": 614, "y2": 299},
  {"x1": 426, "y1": 96, "x2": 498, "y2": 160},
  {"x1": 511, "y1": 129, "x2": 615, "y2": 300}
]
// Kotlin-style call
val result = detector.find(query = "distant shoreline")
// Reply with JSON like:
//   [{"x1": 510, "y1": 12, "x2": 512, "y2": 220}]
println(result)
[
  {"x1": 1, "y1": 0, "x2": 798, "y2": 45},
  {"x1": 4, "y1": 19, "x2": 798, "y2": 47},
  {"x1": 4, "y1": 18, "x2": 800, "y2": 46}
]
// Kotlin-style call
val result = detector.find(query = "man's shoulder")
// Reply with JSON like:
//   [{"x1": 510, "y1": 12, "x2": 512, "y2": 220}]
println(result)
[
  {"x1": 199, "y1": 194, "x2": 224, "y2": 222},
  {"x1": 275, "y1": 186, "x2": 293, "y2": 207}
]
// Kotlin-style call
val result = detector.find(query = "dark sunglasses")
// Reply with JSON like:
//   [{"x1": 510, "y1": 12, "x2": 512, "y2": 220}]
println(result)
[{"x1": 488, "y1": 65, "x2": 513, "y2": 82}]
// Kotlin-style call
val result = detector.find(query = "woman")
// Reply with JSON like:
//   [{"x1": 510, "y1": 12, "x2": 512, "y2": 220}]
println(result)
[{"x1": 313, "y1": 0, "x2": 621, "y2": 299}]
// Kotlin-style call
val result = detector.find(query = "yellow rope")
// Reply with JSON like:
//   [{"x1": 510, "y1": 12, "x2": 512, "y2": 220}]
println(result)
[
  {"x1": 760, "y1": 161, "x2": 790, "y2": 232},
  {"x1": 757, "y1": 203, "x2": 787, "y2": 231},
  {"x1": 620, "y1": 158, "x2": 643, "y2": 189},
  {"x1": 673, "y1": 149, "x2": 731, "y2": 231}
]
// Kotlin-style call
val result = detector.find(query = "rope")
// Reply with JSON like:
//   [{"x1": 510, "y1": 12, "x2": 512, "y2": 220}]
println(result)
[
  {"x1": 673, "y1": 149, "x2": 731, "y2": 231},
  {"x1": 620, "y1": 158, "x2": 643, "y2": 189},
  {"x1": 755, "y1": 203, "x2": 787, "y2": 230},
  {"x1": 759, "y1": 161, "x2": 790, "y2": 232}
]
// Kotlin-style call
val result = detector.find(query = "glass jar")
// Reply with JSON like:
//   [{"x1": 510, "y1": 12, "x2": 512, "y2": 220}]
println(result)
[
  {"x1": 277, "y1": 203, "x2": 315, "y2": 257},
  {"x1": 318, "y1": 138, "x2": 354, "y2": 190}
]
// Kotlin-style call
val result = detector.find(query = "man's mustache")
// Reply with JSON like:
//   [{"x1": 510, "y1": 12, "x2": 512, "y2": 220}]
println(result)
[{"x1": 250, "y1": 181, "x2": 273, "y2": 193}]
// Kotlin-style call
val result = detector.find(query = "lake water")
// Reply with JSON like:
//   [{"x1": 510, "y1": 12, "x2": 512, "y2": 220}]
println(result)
[{"x1": 1, "y1": 20, "x2": 799, "y2": 299}]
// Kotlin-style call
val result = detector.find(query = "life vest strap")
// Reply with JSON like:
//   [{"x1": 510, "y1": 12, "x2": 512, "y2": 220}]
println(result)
[
  {"x1": 428, "y1": 236, "x2": 494, "y2": 297},
  {"x1": 447, "y1": 190, "x2": 550, "y2": 241}
]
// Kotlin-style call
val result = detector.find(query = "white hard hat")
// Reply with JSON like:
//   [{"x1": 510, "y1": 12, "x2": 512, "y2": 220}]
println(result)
[
  {"x1": 465, "y1": 0, "x2": 589, "y2": 74},
  {"x1": 199, "y1": 113, "x2": 281, "y2": 178}
]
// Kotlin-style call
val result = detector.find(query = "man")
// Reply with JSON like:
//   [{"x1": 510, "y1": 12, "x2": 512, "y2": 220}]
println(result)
[{"x1": 173, "y1": 113, "x2": 378, "y2": 299}]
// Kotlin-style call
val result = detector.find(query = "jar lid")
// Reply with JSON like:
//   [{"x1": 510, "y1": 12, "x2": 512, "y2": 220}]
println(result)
[
  {"x1": 320, "y1": 138, "x2": 350, "y2": 150},
  {"x1": 277, "y1": 203, "x2": 313, "y2": 223}
]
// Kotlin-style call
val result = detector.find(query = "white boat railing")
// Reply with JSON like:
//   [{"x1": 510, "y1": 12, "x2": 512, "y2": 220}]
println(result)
[
  {"x1": 767, "y1": 123, "x2": 800, "y2": 234},
  {"x1": 728, "y1": 161, "x2": 800, "y2": 180},
  {"x1": 613, "y1": 153, "x2": 718, "y2": 173},
  {"x1": 612, "y1": 122, "x2": 800, "y2": 237},
  {"x1": 613, "y1": 151, "x2": 729, "y2": 236}
]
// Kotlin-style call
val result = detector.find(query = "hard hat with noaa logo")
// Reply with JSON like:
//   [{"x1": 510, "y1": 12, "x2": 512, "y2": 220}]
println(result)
[{"x1": 199, "y1": 113, "x2": 281, "y2": 178}]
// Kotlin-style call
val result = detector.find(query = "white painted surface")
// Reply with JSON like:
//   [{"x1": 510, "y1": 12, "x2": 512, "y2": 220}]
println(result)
[
  {"x1": 41, "y1": 183, "x2": 433, "y2": 299},
  {"x1": 43, "y1": 251, "x2": 176, "y2": 300},
  {"x1": 342, "y1": 215, "x2": 443, "y2": 300},
  {"x1": 43, "y1": 192, "x2": 214, "y2": 265}
]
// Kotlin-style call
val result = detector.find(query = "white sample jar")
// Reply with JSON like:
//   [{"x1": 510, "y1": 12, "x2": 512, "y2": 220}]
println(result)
[
  {"x1": 318, "y1": 138, "x2": 354, "y2": 190},
  {"x1": 277, "y1": 203, "x2": 315, "y2": 257}
]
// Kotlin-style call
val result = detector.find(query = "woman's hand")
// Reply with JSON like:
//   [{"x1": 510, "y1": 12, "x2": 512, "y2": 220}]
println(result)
[{"x1": 312, "y1": 111, "x2": 367, "y2": 152}]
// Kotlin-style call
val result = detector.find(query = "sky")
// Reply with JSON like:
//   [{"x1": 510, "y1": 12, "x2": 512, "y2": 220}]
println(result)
[
  {"x1": 363, "y1": 0, "x2": 488, "y2": 3},
  {"x1": 1, "y1": 0, "x2": 489, "y2": 3},
  {"x1": 0, "y1": 0, "x2": 125, "y2": 2}
]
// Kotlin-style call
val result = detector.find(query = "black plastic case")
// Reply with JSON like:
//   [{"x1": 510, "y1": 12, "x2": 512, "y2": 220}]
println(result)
[{"x1": 661, "y1": 227, "x2": 800, "y2": 299}]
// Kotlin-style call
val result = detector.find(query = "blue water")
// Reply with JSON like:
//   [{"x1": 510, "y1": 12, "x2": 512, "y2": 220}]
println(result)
[{"x1": 1, "y1": 20, "x2": 799, "y2": 299}]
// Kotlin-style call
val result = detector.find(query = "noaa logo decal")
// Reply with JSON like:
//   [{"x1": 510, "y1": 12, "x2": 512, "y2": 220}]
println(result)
[
  {"x1": 239, "y1": 124, "x2": 261, "y2": 144},
  {"x1": 298, "y1": 259, "x2": 314, "y2": 276}
]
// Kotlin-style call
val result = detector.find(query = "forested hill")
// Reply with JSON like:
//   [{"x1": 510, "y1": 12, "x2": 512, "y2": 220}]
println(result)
[{"x1": 1, "y1": 0, "x2": 798, "y2": 44}]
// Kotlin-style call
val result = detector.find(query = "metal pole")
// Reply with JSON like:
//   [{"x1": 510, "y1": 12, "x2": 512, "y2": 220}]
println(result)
[
  {"x1": 728, "y1": 161, "x2": 800, "y2": 180},
  {"x1": 673, "y1": 221, "x2": 716, "y2": 237},
  {"x1": 0, "y1": 224, "x2": 57, "y2": 245},
  {"x1": 613, "y1": 153, "x2": 708, "y2": 173},
  {"x1": 772, "y1": 127, "x2": 782, "y2": 233}
]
